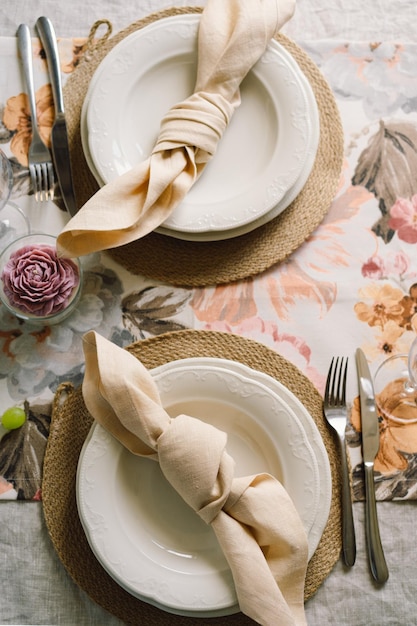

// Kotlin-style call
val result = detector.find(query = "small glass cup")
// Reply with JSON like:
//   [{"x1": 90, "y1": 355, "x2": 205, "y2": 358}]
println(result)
[
  {"x1": 0, "y1": 200, "x2": 31, "y2": 251},
  {"x1": 0, "y1": 233, "x2": 83, "y2": 325},
  {"x1": 0, "y1": 148, "x2": 13, "y2": 211},
  {"x1": 0, "y1": 149, "x2": 30, "y2": 250},
  {"x1": 374, "y1": 351, "x2": 417, "y2": 424}
]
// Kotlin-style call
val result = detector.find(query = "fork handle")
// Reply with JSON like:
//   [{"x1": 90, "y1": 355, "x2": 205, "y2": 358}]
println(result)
[
  {"x1": 17, "y1": 24, "x2": 38, "y2": 129},
  {"x1": 339, "y1": 436, "x2": 356, "y2": 566}
]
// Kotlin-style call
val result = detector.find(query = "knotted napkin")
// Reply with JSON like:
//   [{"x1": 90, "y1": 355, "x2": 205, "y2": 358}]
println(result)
[
  {"x1": 81, "y1": 331, "x2": 308, "y2": 626},
  {"x1": 57, "y1": 0, "x2": 295, "y2": 258}
]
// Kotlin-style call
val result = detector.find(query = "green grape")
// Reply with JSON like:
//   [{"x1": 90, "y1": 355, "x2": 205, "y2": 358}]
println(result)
[{"x1": 1, "y1": 406, "x2": 26, "y2": 430}]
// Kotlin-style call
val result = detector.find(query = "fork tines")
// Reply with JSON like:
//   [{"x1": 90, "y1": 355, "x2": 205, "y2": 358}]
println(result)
[
  {"x1": 325, "y1": 356, "x2": 348, "y2": 407},
  {"x1": 29, "y1": 161, "x2": 55, "y2": 202}
]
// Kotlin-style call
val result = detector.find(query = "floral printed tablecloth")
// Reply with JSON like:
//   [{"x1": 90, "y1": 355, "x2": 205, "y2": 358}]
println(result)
[{"x1": 0, "y1": 33, "x2": 417, "y2": 503}]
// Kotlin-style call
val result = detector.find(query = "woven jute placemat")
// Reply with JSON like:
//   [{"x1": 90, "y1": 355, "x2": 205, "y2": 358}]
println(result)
[
  {"x1": 42, "y1": 329, "x2": 341, "y2": 625},
  {"x1": 63, "y1": 7, "x2": 344, "y2": 288}
]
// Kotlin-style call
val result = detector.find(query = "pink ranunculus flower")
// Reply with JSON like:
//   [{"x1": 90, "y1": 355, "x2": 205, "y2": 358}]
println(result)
[
  {"x1": 388, "y1": 195, "x2": 417, "y2": 244},
  {"x1": 361, "y1": 255, "x2": 386, "y2": 279},
  {"x1": 1, "y1": 244, "x2": 79, "y2": 317}
]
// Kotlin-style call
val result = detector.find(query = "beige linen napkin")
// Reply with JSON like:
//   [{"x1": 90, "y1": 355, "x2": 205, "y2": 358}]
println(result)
[
  {"x1": 57, "y1": 0, "x2": 295, "y2": 258},
  {"x1": 81, "y1": 330, "x2": 308, "y2": 626}
]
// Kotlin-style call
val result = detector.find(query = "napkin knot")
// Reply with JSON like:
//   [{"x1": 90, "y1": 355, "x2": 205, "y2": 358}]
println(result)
[
  {"x1": 157, "y1": 413, "x2": 236, "y2": 524},
  {"x1": 153, "y1": 91, "x2": 236, "y2": 163}
]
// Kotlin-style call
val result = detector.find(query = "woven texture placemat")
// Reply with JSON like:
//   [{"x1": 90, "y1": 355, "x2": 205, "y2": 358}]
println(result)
[
  {"x1": 63, "y1": 7, "x2": 344, "y2": 287},
  {"x1": 42, "y1": 330, "x2": 342, "y2": 625}
]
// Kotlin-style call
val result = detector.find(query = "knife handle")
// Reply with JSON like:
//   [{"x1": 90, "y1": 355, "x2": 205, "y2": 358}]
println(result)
[
  {"x1": 36, "y1": 17, "x2": 64, "y2": 115},
  {"x1": 364, "y1": 464, "x2": 389, "y2": 583},
  {"x1": 340, "y1": 437, "x2": 356, "y2": 566}
]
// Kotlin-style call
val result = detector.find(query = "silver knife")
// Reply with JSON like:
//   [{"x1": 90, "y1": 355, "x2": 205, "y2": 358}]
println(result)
[
  {"x1": 36, "y1": 16, "x2": 78, "y2": 217},
  {"x1": 356, "y1": 348, "x2": 389, "y2": 584}
]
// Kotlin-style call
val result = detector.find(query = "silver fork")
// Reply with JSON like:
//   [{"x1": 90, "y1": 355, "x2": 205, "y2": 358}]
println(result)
[
  {"x1": 17, "y1": 23, "x2": 54, "y2": 202},
  {"x1": 323, "y1": 357, "x2": 356, "y2": 567}
]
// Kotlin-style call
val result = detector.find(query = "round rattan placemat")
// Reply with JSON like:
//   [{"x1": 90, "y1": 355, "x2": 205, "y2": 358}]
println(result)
[
  {"x1": 63, "y1": 7, "x2": 344, "y2": 287},
  {"x1": 42, "y1": 330, "x2": 341, "y2": 625}
]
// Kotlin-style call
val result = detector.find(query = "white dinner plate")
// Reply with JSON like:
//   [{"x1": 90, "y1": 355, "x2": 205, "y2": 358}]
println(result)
[
  {"x1": 155, "y1": 60, "x2": 319, "y2": 241},
  {"x1": 77, "y1": 361, "x2": 324, "y2": 616},
  {"x1": 84, "y1": 14, "x2": 311, "y2": 234},
  {"x1": 162, "y1": 358, "x2": 332, "y2": 555},
  {"x1": 81, "y1": 56, "x2": 319, "y2": 242},
  {"x1": 81, "y1": 54, "x2": 319, "y2": 241}
]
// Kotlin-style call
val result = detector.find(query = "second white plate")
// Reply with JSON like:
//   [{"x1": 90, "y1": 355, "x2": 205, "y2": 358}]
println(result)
[{"x1": 84, "y1": 14, "x2": 312, "y2": 234}]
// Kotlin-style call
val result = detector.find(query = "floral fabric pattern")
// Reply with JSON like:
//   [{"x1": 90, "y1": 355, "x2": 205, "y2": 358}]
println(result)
[
  {"x1": 1, "y1": 38, "x2": 417, "y2": 500},
  {"x1": 3, "y1": 84, "x2": 54, "y2": 167},
  {"x1": 0, "y1": 400, "x2": 50, "y2": 500}
]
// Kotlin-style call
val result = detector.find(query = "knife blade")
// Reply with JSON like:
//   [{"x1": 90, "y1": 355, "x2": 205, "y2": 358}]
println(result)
[
  {"x1": 36, "y1": 16, "x2": 78, "y2": 217},
  {"x1": 356, "y1": 348, "x2": 389, "y2": 584}
]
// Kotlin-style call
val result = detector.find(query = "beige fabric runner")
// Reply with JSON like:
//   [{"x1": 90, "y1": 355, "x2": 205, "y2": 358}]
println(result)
[
  {"x1": 42, "y1": 329, "x2": 342, "y2": 626},
  {"x1": 62, "y1": 8, "x2": 344, "y2": 287}
]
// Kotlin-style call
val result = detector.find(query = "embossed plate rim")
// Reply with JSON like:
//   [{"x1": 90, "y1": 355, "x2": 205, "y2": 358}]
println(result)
[
  {"x1": 77, "y1": 362, "x2": 320, "y2": 615},
  {"x1": 84, "y1": 13, "x2": 311, "y2": 233}
]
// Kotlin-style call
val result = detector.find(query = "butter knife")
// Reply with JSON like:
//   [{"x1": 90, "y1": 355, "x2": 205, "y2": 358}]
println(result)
[
  {"x1": 356, "y1": 348, "x2": 389, "y2": 584},
  {"x1": 36, "y1": 16, "x2": 78, "y2": 216}
]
